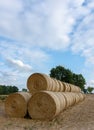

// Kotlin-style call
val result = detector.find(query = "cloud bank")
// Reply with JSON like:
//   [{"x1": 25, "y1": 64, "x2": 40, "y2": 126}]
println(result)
[{"x1": 0, "y1": 0, "x2": 94, "y2": 88}]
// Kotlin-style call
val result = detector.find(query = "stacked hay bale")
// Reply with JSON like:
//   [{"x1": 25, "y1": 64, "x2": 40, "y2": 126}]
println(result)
[
  {"x1": 5, "y1": 72, "x2": 85, "y2": 120},
  {"x1": 27, "y1": 73, "x2": 85, "y2": 120},
  {"x1": 27, "y1": 73, "x2": 81, "y2": 93},
  {"x1": 5, "y1": 92, "x2": 31, "y2": 118}
]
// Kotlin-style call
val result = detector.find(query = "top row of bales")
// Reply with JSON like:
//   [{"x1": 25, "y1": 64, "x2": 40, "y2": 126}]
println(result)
[{"x1": 27, "y1": 73, "x2": 81, "y2": 93}]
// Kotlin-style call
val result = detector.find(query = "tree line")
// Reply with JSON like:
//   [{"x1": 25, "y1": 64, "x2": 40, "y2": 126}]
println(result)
[
  {"x1": 49, "y1": 65, "x2": 94, "y2": 93},
  {"x1": 0, "y1": 85, "x2": 19, "y2": 95},
  {"x1": 0, "y1": 65, "x2": 94, "y2": 94}
]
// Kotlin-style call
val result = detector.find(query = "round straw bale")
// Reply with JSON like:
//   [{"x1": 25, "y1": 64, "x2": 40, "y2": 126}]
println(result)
[
  {"x1": 75, "y1": 93, "x2": 81, "y2": 103},
  {"x1": 49, "y1": 78, "x2": 57, "y2": 91},
  {"x1": 62, "y1": 92, "x2": 73, "y2": 107},
  {"x1": 5, "y1": 92, "x2": 31, "y2": 118},
  {"x1": 57, "y1": 80, "x2": 65, "y2": 91},
  {"x1": 52, "y1": 79, "x2": 60, "y2": 91},
  {"x1": 75, "y1": 86, "x2": 81, "y2": 92},
  {"x1": 73, "y1": 85, "x2": 81, "y2": 92},
  {"x1": 67, "y1": 93, "x2": 74, "y2": 106},
  {"x1": 69, "y1": 84, "x2": 75, "y2": 92},
  {"x1": 78, "y1": 93, "x2": 85, "y2": 101},
  {"x1": 55, "y1": 92, "x2": 66, "y2": 112},
  {"x1": 76, "y1": 86, "x2": 81, "y2": 92},
  {"x1": 68, "y1": 92, "x2": 76, "y2": 105},
  {"x1": 66, "y1": 83, "x2": 71, "y2": 91},
  {"x1": 62, "y1": 82, "x2": 66, "y2": 91},
  {"x1": 70, "y1": 84, "x2": 77, "y2": 92},
  {"x1": 28, "y1": 91, "x2": 66, "y2": 120},
  {"x1": 62, "y1": 82, "x2": 70, "y2": 92},
  {"x1": 27, "y1": 73, "x2": 52, "y2": 92},
  {"x1": 70, "y1": 84, "x2": 81, "y2": 92}
]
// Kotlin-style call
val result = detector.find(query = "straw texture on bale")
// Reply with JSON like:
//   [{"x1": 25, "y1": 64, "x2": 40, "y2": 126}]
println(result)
[
  {"x1": 5, "y1": 92, "x2": 31, "y2": 118},
  {"x1": 27, "y1": 73, "x2": 65, "y2": 93},
  {"x1": 62, "y1": 92, "x2": 73, "y2": 107},
  {"x1": 28, "y1": 91, "x2": 66, "y2": 120},
  {"x1": 52, "y1": 79, "x2": 65, "y2": 91},
  {"x1": 62, "y1": 82, "x2": 71, "y2": 92},
  {"x1": 28, "y1": 91, "x2": 85, "y2": 120},
  {"x1": 27, "y1": 72, "x2": 81, "y2": 93},
  {"x1": 27, "y1": 73, "x2": 51, "y2": 92},
  {"x1": 77, "y1": 93, "x2": 85, "y2": 101},
  {"x1": 74, "y1": 92, "x2": 85, "y2": 103},
  {"x1": 69, "y1": 84, "x2": 81, "y2": 92}
]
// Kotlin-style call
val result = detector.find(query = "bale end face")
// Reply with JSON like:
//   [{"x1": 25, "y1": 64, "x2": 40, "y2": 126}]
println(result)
[
  {"x1": 5, "y1": 92, "x2": 31, "y2": 118},
  {"x1": 28, "y1": 91, "x2": 57, "y2": 120},
  {"x1": 27, "y1": 73, "x2": 48, "y2": 92}
]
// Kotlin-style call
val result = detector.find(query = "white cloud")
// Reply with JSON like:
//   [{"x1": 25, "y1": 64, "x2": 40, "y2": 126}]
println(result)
[
  {"x1": 0, "y1": 0, "x2": 23, "y2": 10},
  {"x1": 71, "y1": 12, "x2": 94, "y2": 65},
  {"x1": 86, "y1": 79, "x2": 94, "y2": 88},
  {"x1": 0, "y1": 43, "x2": 50, "y2": 85},
  {"x1": 89, "y1": 80, "x2": 94, "y2": 86},
  {"x1": 6, "y1": 58, "x2": 32, "y2": 72},
  {"x1": 0, "y1": 70, "x2": 18, "y2": 86},
  {"x1": 0, "y1": 69, "x2": 29, "y2": 90},
  {"x1": 0, "y1": 0, "x2": 94, "y2": 88},
  {"x1": 0, "y1": 40, "x2": 50, "y2": 89},
  {"x1": 0, "y1": 0, "x2": 84, "y2": 50},
  {"x1": 0, "y1": 41, "x2": 49, "y2": 64}
]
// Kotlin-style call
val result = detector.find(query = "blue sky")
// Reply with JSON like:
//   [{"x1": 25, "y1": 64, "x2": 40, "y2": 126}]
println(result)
[{"x1": 0, "y1": 0, "x2": 94, "y2": 90}]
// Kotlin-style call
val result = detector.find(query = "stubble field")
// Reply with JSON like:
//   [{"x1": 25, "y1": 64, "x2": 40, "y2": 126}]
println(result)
[{"x1": 0, "y1": 94, "x2": 94, "y2": 130}]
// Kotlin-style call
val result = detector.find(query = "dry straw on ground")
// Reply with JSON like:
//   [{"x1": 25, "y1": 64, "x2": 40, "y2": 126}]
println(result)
[
  {"x1": 5, "y1": 92, "x2": 31, "y2": 118},
  {"x1": 28, "y1": 91, "x2": 85, "y2": 120}
]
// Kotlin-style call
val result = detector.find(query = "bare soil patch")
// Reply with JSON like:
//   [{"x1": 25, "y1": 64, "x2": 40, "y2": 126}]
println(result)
[{"x1": 0, "y1": 94, "x2": 94, "y2": 130}]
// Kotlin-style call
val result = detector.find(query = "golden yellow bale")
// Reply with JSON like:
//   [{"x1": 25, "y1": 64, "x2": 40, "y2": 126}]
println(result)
[
  {"x1": 76, "y1": 86, "x2": 81, "y2": 92},
  {"x1": 27, "y1": 73, "x2": 65, "y2": 92},
  {"x1": 74, "y1": 93, "x2": 82, "y2": 103},
  {"x1": 5, "y1": 92, "x2": 31, "y2": 118},
  {"x1": 27, "y1": 72, "x2": 81, "y2": 93},
  {"x1": 77, "y1": 93, "x2": 85, "y2": 101},
  {"x1": 62, "y1": 92, "x2": 73, "y2": 107},
  {"x1": 51, "y1": 78, "x2": 60, "y2": 91},
  {"x1": 69, "y1": 84, "x2": 75, "y2": 92},
  {"x1": 28, "y1": 91, "x2": 66, "y2": 120},
  {"x1": 62, "y1": 82, "x2": 71, "y2": 92},
  {"x1": 52, "y1": 79, "x2": 65, "y2": 91},
  {"x1": 27, "y1": 73, "x2": 50, "y2": 92},
  {"x1": 69, "y1": 84, "x2": 81, "y2": 92},
  {"x1": 68, "y1": 92, "x2": 76, "y2": 105},
  {"x1": 57, "y1": 80, "x2": 65, "y2": 91}
]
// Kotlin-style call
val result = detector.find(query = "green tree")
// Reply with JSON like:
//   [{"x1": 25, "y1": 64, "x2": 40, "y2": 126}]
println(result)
[
  {"x1": 87, "y1": 87, "x2": 94, "y2": 93},
  {"x1": 22, "y1": 88, "x2": 27, "y2": 92},
  {"x1": 0, "y1": 85, "x2": 19, "y2": 95},
  {"x1": 50, "y1": 66, "x2": 74, "y2": 83},
  {"x1": 12, "y1": 86, "x2": 19, "y2": 93},
  {"x1": 83, "y1": 88, "x2": 88, "y2": 94},
  {"x1": 50, "y1": 65, "x2": 86, "y2": 91},
  {"x1": 73, "y1": 73, "x2": 86, "y2": 90},
  {"x1": 64, "y1": 69, "x2": 74, "y2": 84},
  {"x1": 0, "y1": 85, "x2": 8, "y2": 94},
  {"x1": 8, "y1": 86, "x2": 19, "y2": 93},
  {"x1": 0, "y1": 85, "x2": 3, "y2": 94}
]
